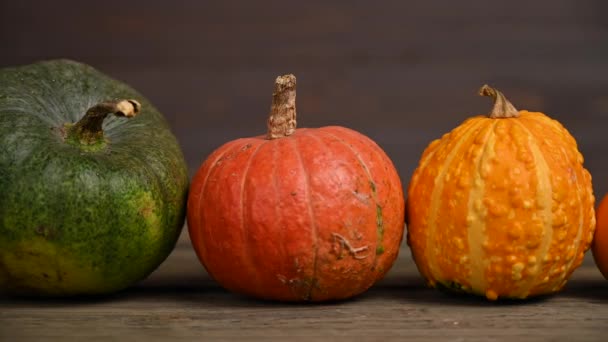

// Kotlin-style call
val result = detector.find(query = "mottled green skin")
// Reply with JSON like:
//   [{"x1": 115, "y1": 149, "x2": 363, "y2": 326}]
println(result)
[{"x1": 0, "y1": 60, "x2": 189, "y2": 296}]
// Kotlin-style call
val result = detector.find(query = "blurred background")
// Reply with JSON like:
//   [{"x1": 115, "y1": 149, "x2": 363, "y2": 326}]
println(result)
[{"x1": 1, "y1": 0, "x2": 607, "y2": 200}]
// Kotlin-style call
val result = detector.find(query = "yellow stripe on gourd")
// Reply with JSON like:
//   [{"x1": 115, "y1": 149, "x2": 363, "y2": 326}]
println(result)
[
  {"x1": 467, "y1": 120, "x2": 497, "y2": 298},
  {"x1": 426, "y1": 119, "x2": 489, "y2": 287},
  {"x1": 512, "y1": 120, "x2": 553, "y2": 298}
]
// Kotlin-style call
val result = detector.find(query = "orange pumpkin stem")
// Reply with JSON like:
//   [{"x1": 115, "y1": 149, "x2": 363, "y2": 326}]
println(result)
[
  {"x1": 267, "y1": 74, "x2": 297, "y2": 139},
  {"x1": 479, "y1": 84, "x2": 519, "y2": 119}
]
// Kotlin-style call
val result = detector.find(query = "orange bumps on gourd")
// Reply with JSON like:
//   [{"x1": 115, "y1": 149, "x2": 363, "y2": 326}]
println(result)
[{"x1": 406, "y1": 85, "x2": 596, "y2": 300}]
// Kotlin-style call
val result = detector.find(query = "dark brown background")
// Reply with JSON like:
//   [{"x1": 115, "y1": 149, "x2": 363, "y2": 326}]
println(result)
[
  {"x1": 1, "y1": 0, "x2": 607, "y2": 198},
  {"x1": 2, "y1": 2, "x2": 608, "y2": 339}
]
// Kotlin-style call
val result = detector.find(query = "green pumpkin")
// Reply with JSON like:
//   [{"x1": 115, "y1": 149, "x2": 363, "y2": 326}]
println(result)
[{"x1": 0, "y1": 59, "x2": 189, "y2": 296}]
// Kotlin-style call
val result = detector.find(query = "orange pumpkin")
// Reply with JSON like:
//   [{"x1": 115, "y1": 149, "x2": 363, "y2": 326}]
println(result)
[
  {"x1": 406, "y1": 85, "x2": 596, "y2": 300},
  {"x1": 187, "y1": 75, "x2": 404, "y2": 301},
  {"x1": 592, "y1": 194, "x2": 608, "y2": 279}
]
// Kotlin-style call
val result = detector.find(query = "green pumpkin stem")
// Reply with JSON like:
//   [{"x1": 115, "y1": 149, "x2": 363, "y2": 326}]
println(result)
[
  {"x1": 65, "y1": 99, "x2": 141, "y2": 146},
  {"x1": 479, "y1": 84, "x2": 519, "y2": 118},
  {"x1": 267, "y1": 74, "x2": 297, "y2": 139}
]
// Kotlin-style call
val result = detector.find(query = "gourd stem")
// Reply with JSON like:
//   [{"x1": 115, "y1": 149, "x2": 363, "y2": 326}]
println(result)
[
  {"x1": 66, "y1": 99, "x2": 141, "y2": 145},
  {"x1": 267, "y1": 74, "x2": 297, "y2": 139},
  {"x1": 479, "y1": 85, "x2": 519, "y2": 118}
]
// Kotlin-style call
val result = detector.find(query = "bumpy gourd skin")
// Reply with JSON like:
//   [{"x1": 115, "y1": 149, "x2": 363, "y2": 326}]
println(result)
[
  {"x1": 0, "y1": 60, "x2": 189, "y2": 296},
  {"x1": 407, "y1": 111, "x2": 596, "y2": 300}
]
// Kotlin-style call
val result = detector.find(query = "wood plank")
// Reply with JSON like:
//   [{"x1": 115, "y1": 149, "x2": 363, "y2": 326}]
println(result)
[{"x1": 1, "y1": 232, "x2": 606, "y2": 341}]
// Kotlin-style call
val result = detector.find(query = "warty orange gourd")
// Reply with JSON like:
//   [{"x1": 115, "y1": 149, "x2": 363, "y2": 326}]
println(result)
[{"x1": 406, "y1": 85, "x2": 596, "y2": 300}]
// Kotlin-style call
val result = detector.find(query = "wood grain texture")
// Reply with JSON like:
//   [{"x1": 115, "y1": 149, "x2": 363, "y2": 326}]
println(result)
[{"x1": 1, "y1": 232, "x2": 607, "y2": 341}]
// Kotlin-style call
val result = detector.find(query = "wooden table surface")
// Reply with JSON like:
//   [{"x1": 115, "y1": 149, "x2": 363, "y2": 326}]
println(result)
[{"x1": 1, "y1": 230, "x2": 607, "y2": 342}]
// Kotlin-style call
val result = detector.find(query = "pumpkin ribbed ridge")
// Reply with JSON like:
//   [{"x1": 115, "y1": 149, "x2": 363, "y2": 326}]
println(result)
[
  {"x1": 268, "y1": 141, "x2": 285, "y2": 292},
  {"x1": 202, "y1": 138, "x2": 263, "y2": 295},
  {"x1": 426, "y1": 123, "x2": 474, "y2": 283},
  {"x1": 240, "y1": 140, "x2": 269, "y2": 296},
  {"x1": 291, "y1": 133, "x2": 320, "y2": 300},
  {"x1": 518, "y1": 113, "x2": 595, "y2": 296},
  {"x1": 301, "y1": 130, "x2": 378, "y2": 300},
  {"x1": 189, "y1": 138, "x2": 245, "y2": 274},
  {"x1": 511, "y1": 120, "x2": 553, "y2": 298},
  {"x1": 409, "y1": 118, "x2": 488, "y2": 288},
  {"x1": 316, "y1": 130, "x2": 379, "y2": 268},
  {"x1": 465, "y1": 120, "x2": 497, "y2": 296},
  {"x1": 320, "y1": 126, "x2": 405, "y2": 291}
]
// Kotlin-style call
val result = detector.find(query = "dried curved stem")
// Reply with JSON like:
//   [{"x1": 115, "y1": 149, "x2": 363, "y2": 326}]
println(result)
[
  {"x1": 479, "y1": 84, "x2": 519, "y2": 118},
  {"x1": 66, "y1": 99, "x2": 141, "y2": 145}
]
